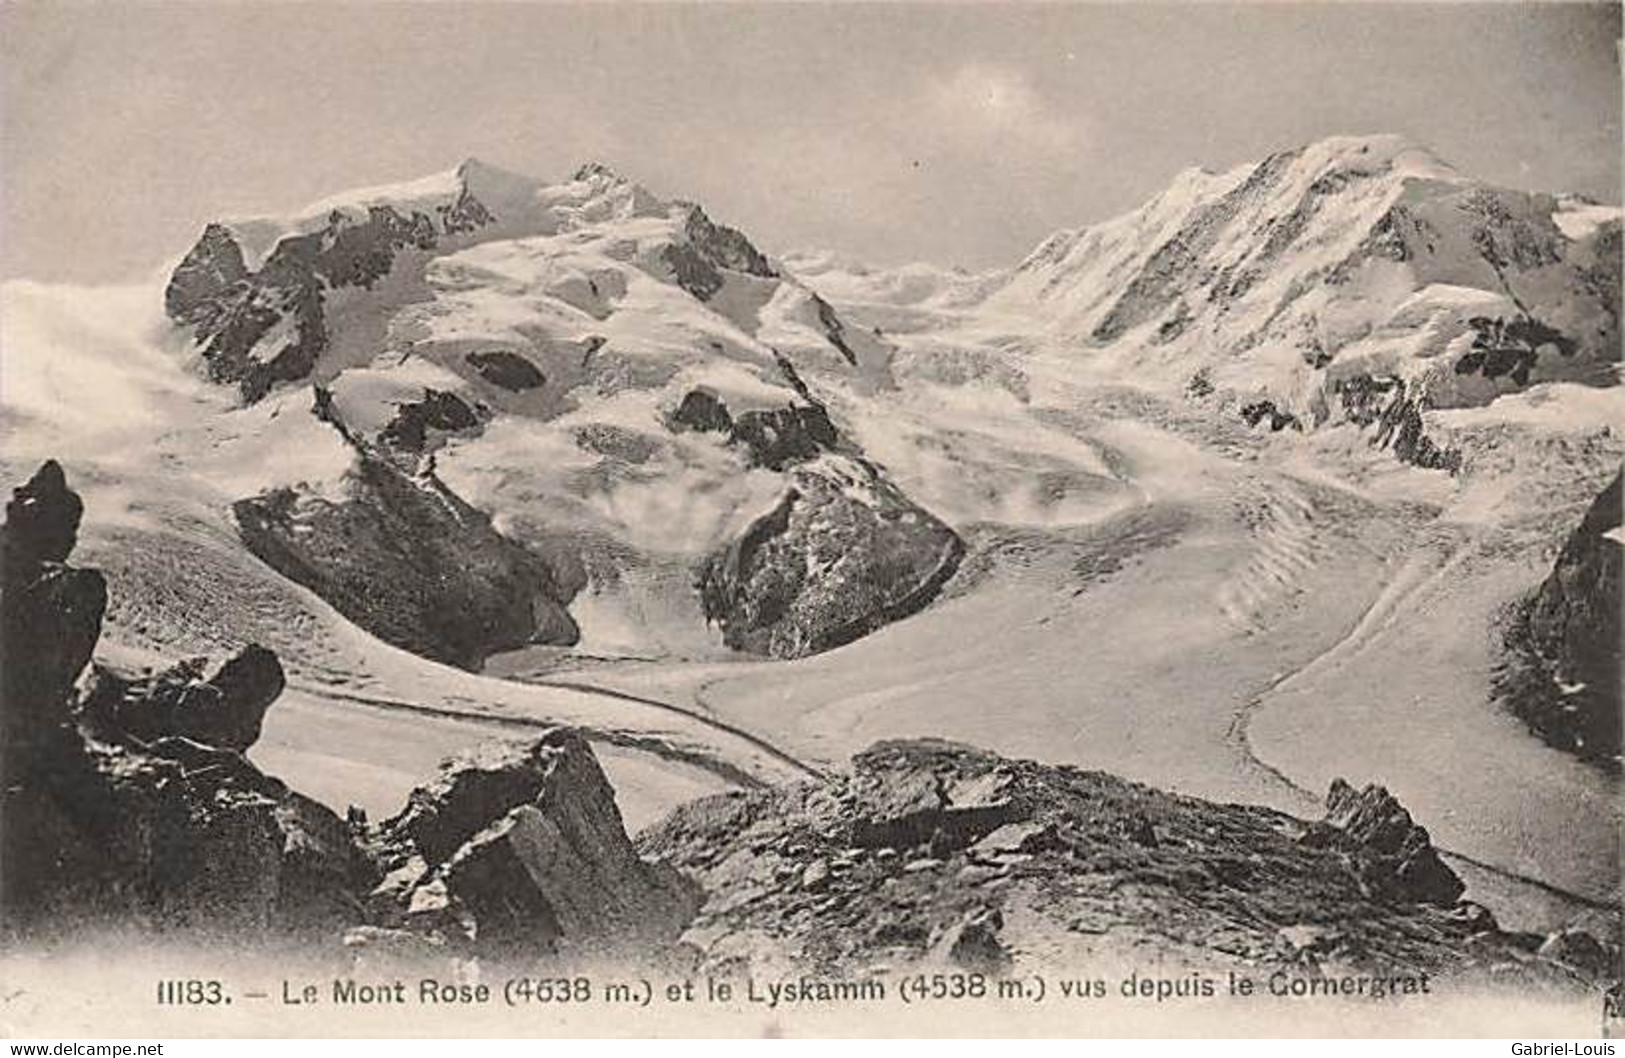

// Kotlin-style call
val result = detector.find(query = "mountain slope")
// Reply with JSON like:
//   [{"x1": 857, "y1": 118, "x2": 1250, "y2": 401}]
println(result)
[
  {"x1": 155, "y1": 160, "x2": 964, "y2": 666},
  {"x1": 812, "y1": 134, "x2": 1620, "y2": 474}
]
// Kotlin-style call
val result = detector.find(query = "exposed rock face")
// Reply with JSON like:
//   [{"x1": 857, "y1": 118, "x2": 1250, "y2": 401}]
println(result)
[
  {"x1": 1240, "y1": 399, "x2": 1300, "y2": 433},
  {"x1": 1311, "y1": 779, "x2": 1465, "y2": 905},
  {"x1": 1334, "y1": 374, "x2": 1462, "y2": 472},
  {"x1": 698, "y1": 456, "x2": 965, "y2": 659},
  {"x1": 661, "y1": 242, "x2": 727, "y2": 302},
  {"x1": 639, "y1": 739, "x2": 1606, "y2": 983},
  {"x1": 730, "y1": 404, "x2": 842, "y2": 471},
  {"x1": 1497, "y1": 470, "x2": 1622, "y2": 764},
  {"x1": 164, "y1": 223, "x2": 250, "y2": 326},
  {"x1": 234, "y1": 444, "x2": 579, "y2": 672},
  {"x1": 669, "y1": 388, "x2": 735, "y2": 434},
  {"x1": 366, "y1": 732, "x2": 700, "y2": 961},
  {"x1": 464, "y1": 350, "x2": 545, "y2": 391},
  {"x1": 813, "y1": 294, "x2": 859, "y2": 366},
  {"x1": 681, "y1": 204, "x2": 776, "y2": 280},
  {"x1": 659, "y1": 203, "x2": 778, "y2": 302},
  {"x1": 0, "y1": 462, "x2": 367, "y2": 939},
  {"x1": 164, "y1": 205, "x2": 456, "y2": 402},
  {"x1": 0, "y1": 461, "x2": 106, "y2": 763},
  {"x1": 77, "y1": 644, "x2": 285, "y2": 753},
  {"x1": 668, "y1": 387, "x2": 841, "y2": 470},
  {"x1": 667, "y1": 384, "x2": 965, "y2": 660},
  {"x1": 1456, "y1": 316, "x2": 1577, "y2": 386},
  {"x1": 378, "y1": 389, "x2": 483, "y2": 452}
]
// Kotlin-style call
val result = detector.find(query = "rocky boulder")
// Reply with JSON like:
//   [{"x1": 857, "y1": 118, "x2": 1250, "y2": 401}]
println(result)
[
  {"x1": 698, "y1": 456, "x2": 964, "y2": 659},
  {"x1": 367, "y1": 731, "x2": 700, "y2": 961},
  {"x1": 1310, "y1": 779, "x2": 1465, "y2": 905},
  {"x1": 77, "y1": 644, "x2": 285, "y2": 753}
]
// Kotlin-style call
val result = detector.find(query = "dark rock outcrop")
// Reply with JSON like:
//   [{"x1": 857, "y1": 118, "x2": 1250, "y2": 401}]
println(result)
[
  {"x1": 465, "y1": 350, "x2": 546, "y2": 392},
  {"x1": 0, "y1": 462, "x2": 367, "y2": 940},
  {"x1": 366, "y1": 732, "x2": 700, "y2": 961},
  {"x1": 667, "y1": 388, "x2": 841, "y2": 470},
  {"x1": 165, "y1": 203, "x2": 465, "y2": 402},
  {"x1": 698, "y1": 458, "x2": 964, "y2": 659},
  {"x1": 0, "y1": 461, "x2": 107, "y2": 765},
  {"x1": 639, "y1": 739, "x2": 1608, "y2": 984},
  {"x1": 378, "y1": 389, "x2": 483, "y2": 452},
  {"x1": 234, "y1": 446, "x2": 579, "y2": 672},
  {"x1": 661, "y1": 242, "x2": 726, "y2": 302},
  {"x1": 813, "y1": 294, "x2": 859, "y2": 366},
  {"x1": 1334, "y1": 374, "x2": 1462, "y2": 472},
  {"x1": 1456, "y1": 316, "x2": 1577, "y2": 386},
  {"x1": 680, "y1": 204, "x2": 776, "y2": 280},
  {"x1": 1497, "y1": 470, "x2": 1622, "y2": 764},
  {"x1": 730, "y1": 404, "x2": 842, "y2": 471},
  {"x1": 1309, "y1": 779, "x2": 1465, "y2": 906},
  {"x1": 77, "y1": 644, "x2": 285, "y2": 753},
  {"x1": 667, "y1": 386, "x2": 963, "y2": 659},
  {"x1": 1240, "y1": 399, "x2": 1300, "y2": 433},
  {"x1": 659, "y1": 203, "x2": 777, "y2": 302},
  {"x1": 669, "y1": 388, "x2": 734, "y2": 434}
]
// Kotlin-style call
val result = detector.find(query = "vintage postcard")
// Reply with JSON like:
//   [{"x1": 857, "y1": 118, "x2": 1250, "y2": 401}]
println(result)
[{"x1": 0, "y1": 0, "x2": 1620, "y2": 1041}]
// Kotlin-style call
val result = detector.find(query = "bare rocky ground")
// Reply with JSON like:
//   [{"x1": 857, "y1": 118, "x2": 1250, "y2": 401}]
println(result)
[{"x1": 639, "y1": 739, "x2": 1614, "y2": 992}]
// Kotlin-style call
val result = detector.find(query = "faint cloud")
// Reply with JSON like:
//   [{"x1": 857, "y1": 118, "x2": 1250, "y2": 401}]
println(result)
[{"x1": 921, "y1": 63, "x2": 1085, "y2": 153}]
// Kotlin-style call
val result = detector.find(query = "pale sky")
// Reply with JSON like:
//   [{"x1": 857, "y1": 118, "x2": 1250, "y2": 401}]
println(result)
[{"x1": 2, "y1": 3, "x2": 1620, "y2": 282}]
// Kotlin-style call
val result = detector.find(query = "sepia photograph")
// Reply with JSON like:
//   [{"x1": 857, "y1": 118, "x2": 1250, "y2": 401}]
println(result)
[{"x1": 0, "y1": 0, "x2": 1620, "y2": 1043}]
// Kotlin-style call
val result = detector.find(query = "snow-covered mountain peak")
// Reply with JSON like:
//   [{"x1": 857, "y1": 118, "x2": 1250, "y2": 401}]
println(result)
[
  {"x1": 1294, "y1": 132, "x2": 1459, "y2": 181},
  {"x1": 572, "y1": 160, "x2": 629, "y2": 185}
]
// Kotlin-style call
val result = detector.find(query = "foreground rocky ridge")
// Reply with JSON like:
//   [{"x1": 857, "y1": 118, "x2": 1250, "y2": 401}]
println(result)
[
  {"x1": 639, "y1": 740, "x2": 1617, "y2": 987},
  {"x1": 1, "y1": 461, "x2": 367, "y2": 938}
]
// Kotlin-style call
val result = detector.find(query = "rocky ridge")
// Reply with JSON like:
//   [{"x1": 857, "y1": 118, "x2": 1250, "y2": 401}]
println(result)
[
  {"x1": 1, "y1": 461, "x2": 366, "y2": 939},
  {"x1": 638, "y1": 739, "x2": 1616, "y2": 987}
]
